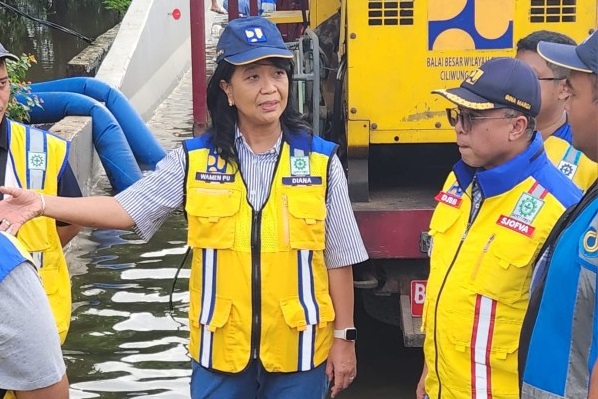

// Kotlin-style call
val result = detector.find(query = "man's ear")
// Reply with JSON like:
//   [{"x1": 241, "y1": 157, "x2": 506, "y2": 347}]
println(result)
[
  {"x1": 509, "y1": 115, "x2": 529, "y2": 141},
  {"x1": 557, "y1": 79, "x2": 570, "y2": 101}
]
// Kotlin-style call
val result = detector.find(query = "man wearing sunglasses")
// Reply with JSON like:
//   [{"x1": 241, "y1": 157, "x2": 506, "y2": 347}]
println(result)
[
  {"x1": 516, "y1": 30, "x2": 597, "y2": 192},
  {"x1": 416, "y1": 57, "x2": 582, "y2": 399}
]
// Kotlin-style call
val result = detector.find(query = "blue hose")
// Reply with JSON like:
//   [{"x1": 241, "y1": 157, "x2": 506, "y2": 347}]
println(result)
[
  {"x1": 20, "y1": 91, "x2": 143, "y2": 193},
  {"x1": 29, "y1": 77, "x2": 166, "y2": 168}
]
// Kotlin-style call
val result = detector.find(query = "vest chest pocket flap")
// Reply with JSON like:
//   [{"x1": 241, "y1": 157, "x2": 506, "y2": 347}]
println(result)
[
  {"x1": 186, "y1": 188, "x2": 242, "y2": 249},
  {"x1": 286, "y1": 193, "x2": 327, "y2": 250},
  {"x1": 466, "y1": 233, "x2": 538, "y2": 305},
  {"x1": 280, "y1": 292, "x2": 335, "y2": 331}
]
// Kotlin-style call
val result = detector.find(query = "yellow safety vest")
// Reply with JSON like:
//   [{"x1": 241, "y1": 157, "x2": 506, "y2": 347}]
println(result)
[
  {"x1": 7, "y1": 119, "x2": 71, "y2": 344},
  {"x1": 184, "y1": 131, "x2": 336, "y2": 373},
  {"x1": 423, "y1": 135, "x2": 581, "y2": 399},
  {"x1": 545, "y1": 135, "x2": 598, "y2": 193}
]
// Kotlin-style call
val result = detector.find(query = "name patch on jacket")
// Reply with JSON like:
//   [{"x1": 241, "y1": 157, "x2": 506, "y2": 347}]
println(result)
[
  {"x1": 195, "y1": 172, "x2": 235, "y2": 183},
  {"x1": 435, "y1": 181, "x2": 463, "y2": 208},
  {"x1": 282, "y1": 176, "x2": 322, "y2": 186}
]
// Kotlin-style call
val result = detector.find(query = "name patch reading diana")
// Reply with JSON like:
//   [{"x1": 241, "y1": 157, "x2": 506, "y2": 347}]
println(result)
[{"x1": 282, "y1": 176, "x2": 322, "y2": 186}]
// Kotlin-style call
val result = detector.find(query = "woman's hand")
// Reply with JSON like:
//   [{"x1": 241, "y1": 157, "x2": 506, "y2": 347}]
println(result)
[
  {"x1": 326, "y1": 338, "x2": 357, "y2": 398},
  {"x1": 0, "y1": 186, "x2": 44, "y2": 235}
]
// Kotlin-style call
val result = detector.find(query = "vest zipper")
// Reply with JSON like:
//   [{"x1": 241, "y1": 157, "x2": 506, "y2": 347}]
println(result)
[
  {"x1": 250, "y1": 210, "x2": 262, "y2": 360},
  {"x1": 433, "y1": 193, "x2": 484, "y2": 399}
]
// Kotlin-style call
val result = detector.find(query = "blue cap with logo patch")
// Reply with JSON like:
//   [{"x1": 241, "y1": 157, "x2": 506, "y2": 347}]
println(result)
[
  {"x1": 216, "y1": 16, "x2": 293, "y2": 65},
  {"x1": 538, "y1": 30, "x2": 598, "y2": 75},
  {"x1": 432, "y1": 57, "x2": 541, "y2": 117},
  {"x1": 0, "y1": 42, "x2": 18, "y2": 63}
]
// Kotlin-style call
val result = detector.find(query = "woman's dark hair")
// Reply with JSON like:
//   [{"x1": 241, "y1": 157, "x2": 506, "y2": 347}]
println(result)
[{"x1": 206, "y1": 57, "x2": 312, "y2": 167}]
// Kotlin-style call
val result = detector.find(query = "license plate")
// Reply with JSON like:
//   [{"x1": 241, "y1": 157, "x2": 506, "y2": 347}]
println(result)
[{"x1": 410, "y1": 280, "x2": 427, "y2": 317}]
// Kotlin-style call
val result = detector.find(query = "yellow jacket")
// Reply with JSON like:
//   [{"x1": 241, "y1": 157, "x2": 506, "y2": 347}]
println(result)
[
  {"x1": 423, "y1": 135, "x2": 581, "y2": 399},
  {"x1": 8, "y1": 120, "x2": 71, "y2": 344},
  {"x1": 545, "y1": 134, "x2": 597, "y2": 193},
  {"x1": 184, "y1": 131, "x2": 337, "y2": 373}
]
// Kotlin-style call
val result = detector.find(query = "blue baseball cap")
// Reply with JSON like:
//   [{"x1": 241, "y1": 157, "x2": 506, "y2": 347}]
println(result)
[
  {"x1": 216, "y1": 17, "x2": 293, "y2": 65},
  {"x1": 432, "y1": 57, "x2": 541, "y2": 117},
  {"x1": 0, "y1": 42, "x2": 18, "y2": 63},
  {"x1": 538, "y1": 30, "x2": 598, "y2": 74}
]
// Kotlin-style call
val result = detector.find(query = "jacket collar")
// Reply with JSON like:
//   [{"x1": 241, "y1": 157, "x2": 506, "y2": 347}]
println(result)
[
  {"x1": 0, "y1": 117, "x2": 8, "y2": 151},
  {"x1": 453, "y1": 132, "x2": 546, "y2": 198}
]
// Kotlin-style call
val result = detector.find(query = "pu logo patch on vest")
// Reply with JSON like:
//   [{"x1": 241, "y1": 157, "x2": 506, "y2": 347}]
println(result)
[
  {"x1": 428, "y1": 0, "x2": 513, "y2": 50},
  {"x1": 27, "y1": 152, "x2": 46, "y2": 170},
  {"x1": 497, "y1": 182, "x2": 547, "y2": 237},
  {"x1": 245, "y1": 27, "x2": 266, "y2": 43},
  {"x1": 198, "y1": 148, "x2": 235, "y2": 182},
  {"x1": 435, "y1": 181, "x2": 463, "y2": 208}
]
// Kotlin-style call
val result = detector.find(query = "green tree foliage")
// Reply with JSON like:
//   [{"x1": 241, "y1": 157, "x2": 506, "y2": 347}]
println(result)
[
  {"x1": 6, "y1": 54, "x2": 43, "y2": 122},
  {"x1": 103, "y1": 0, "x2": 131, "y2": 15}
]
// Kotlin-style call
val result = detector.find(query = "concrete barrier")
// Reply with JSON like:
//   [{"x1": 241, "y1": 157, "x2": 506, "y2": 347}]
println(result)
[{"x1": 96, "y1": 0, "x2": 191, "y2": 121}]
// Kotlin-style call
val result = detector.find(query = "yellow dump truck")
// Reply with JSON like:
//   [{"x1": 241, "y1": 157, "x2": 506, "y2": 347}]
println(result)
[{"x1": 222, "y1": 0, "x2": 597, "y2": 346}]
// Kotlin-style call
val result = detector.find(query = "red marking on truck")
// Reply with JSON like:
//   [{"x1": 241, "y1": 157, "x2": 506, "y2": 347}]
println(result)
[
  {"x1": 410, "y1": 280, "x2": 427, "y2": 317},
  {"x1": 496, "y1": 215, "x2": 535, "y2": 237},
  {"x1": 434, "y1": 191, "x2": 462, "y2": 208}
]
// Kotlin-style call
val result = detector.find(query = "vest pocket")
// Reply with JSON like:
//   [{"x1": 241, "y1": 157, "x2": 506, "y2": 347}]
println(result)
[
  {"x1": 17, "y1": 217, "x2": 51, "y2": 256},
  {"x1": 280, "y1": 293, "x2": 335, "y2": 331},
  {"x1": 190, "y1": 290, "x2": 234, "y2": 331},
  {"x1": 286, "y1": 195, "x2": 326, "y2": 250},
  {"x1": 186, "y1": 188, "x2": 242, "y2": 249},
  {"x1": 466, "y1": 234, "x2": 537, "y2": 304}
]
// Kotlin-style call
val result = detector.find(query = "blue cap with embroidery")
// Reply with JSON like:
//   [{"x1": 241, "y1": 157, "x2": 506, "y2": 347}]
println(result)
[
  {"x1": 538, "y1": 30, "x2": 598, "y2": 75},
  {"x1": 0, "y1": 42, "x2": 18, "y2": 63},
  {"x1": 216, "y1": 16, "x2": 293, "y2": 65},
  {"x1": 432, "y1": 57, "x2": 541, "y2": 117}
]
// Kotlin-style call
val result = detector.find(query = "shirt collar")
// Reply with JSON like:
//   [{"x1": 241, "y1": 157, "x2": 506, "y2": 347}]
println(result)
[
  {"x1": 0, "y1": 117, "x2": 7, "y2": 151},
  {"x1": 234, "y1": 126, "x2": 282, "y2": 155},
  {"x1": 453, "y1": 132, "x2": 547, "y2": 198}
]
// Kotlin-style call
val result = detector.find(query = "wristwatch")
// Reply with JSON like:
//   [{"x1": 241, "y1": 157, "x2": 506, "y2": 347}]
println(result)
[{"x1": 334, "y1": 327, "x2": 357, "y2": 341}]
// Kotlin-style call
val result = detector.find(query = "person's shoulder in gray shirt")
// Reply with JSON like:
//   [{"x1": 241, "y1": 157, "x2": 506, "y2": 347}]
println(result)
[{"x1": 0, "y1": 261, "x2": 66, "y2": 391}]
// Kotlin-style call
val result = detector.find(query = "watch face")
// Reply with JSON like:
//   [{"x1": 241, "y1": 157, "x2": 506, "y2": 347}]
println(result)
[{"x1": 346, "y1": 328, "x2": 357, "y2": 341}]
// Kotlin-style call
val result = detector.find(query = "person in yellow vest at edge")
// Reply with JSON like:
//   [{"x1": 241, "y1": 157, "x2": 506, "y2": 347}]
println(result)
[
  {"x1": 0, "y1": 231, "x2": 69, "y2": 398},
  {"x1": 0, "y1": 17, "x2": 368, "y2": 399},
  {"x1": 0, "y1": 42, "x2": 81, "y2": 399},
  {"x1": 516, "y1": 30, "x2": 598, "y2": 192},
  {"x1": 415, "y1": 58, "x2": 582, "y2": 399}
]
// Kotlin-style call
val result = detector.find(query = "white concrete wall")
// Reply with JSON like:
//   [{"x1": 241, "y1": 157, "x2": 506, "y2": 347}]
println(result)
[
  {"x1": 97, "y1": 0, "x2": 191, "y2": 121},
  {"x1": 50, "y1": 117, "x2": 100, "y2": 196}
]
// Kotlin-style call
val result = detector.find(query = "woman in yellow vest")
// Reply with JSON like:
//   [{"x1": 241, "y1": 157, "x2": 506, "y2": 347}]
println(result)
[{"x1": 0, "y1": 17, "x2": 368, "y2": 399}]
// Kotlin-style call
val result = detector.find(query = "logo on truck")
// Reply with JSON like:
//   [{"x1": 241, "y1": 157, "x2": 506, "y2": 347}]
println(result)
[{"x1": 428, "y1": 0, "x2": 513, "y2": 50}]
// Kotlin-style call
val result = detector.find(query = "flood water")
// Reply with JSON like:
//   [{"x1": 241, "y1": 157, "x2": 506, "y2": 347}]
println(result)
[
  {"x1": 0, "y1": 0, "x2": 119, "y2": 82},
  {"x1": 1, "y1": 1, "x2": 424, "y2": 395}
]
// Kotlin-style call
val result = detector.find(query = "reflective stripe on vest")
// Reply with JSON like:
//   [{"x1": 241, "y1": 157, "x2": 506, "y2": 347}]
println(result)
[{"x1": 26, "y1": 126, "x2": 46, "y2": 267}]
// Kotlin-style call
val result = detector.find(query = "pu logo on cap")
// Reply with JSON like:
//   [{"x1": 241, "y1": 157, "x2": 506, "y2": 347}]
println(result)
[
  {"x1": 245, "y1": 27, "x2": 266, "y2": 43},
  {"x1": 465, "y1": 69, "x2": 484, "y2": 85}
]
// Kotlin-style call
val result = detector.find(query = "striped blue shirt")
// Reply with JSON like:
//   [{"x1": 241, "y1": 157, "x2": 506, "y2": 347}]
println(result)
[{"x1": 115, "y1": 129, "x2": 368, "y2": 269}]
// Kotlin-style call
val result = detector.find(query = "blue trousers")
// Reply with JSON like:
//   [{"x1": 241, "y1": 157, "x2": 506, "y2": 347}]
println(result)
[{"x1": 190, "y1": 360, "x2": 330, "y2": 399}]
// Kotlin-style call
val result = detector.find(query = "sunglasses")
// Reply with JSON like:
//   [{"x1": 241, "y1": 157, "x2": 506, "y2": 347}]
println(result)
[{"x1": 446, "y1": 108, "x2": 516, "y2": 132}]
